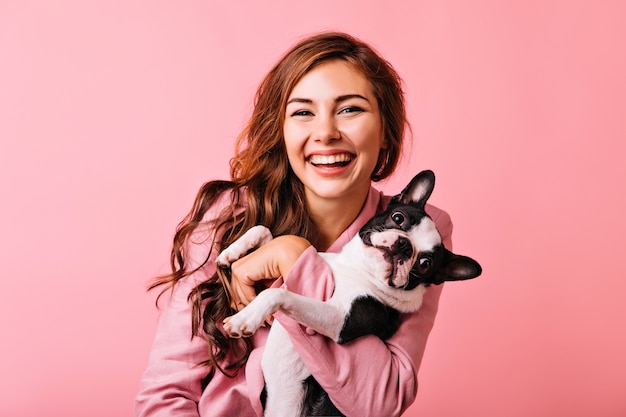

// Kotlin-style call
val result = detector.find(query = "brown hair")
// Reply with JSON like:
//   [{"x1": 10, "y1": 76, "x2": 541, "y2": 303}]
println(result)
[{"x1": 150, "y1": 31, "x2": 409, "y2": 375}]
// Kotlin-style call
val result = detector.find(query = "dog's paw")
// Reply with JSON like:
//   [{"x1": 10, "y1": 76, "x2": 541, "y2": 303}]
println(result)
[
  {"x1": 216, "y1": 225, "x2": 274, "y2": 267},
  {"x1": 216, "y1": 250, "x2": 240, "y2": 268},
  {"x1": 223, "y1": 310, "x2": 265, "y2": 338},
  {"x1": 216, "y1": 243, "x2": 248, "y2": 268},
  {"x1": 222, "y1": 289, "x2": 284, "y2": 338}
]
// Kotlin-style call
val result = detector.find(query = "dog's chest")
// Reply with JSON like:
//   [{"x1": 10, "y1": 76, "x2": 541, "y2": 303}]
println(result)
[{"x1": 318, "y1": 252, "x2": 376, "y2": 308}]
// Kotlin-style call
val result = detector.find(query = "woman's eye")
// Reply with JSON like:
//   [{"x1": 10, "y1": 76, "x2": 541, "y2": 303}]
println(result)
[
  {"x1": 339, "y1": 106, "x2": 363, "y2": 115},
  {"x1": 291, "y1": 110, "x2": 313, "y2": 117}
]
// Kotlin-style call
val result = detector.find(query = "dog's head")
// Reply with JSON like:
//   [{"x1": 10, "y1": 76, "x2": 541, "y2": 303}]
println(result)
[{"x1": 359, "y1": 170, "x2": 481, "y2": 290}]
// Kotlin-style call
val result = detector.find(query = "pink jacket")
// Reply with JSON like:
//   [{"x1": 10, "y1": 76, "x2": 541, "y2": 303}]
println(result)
[{"x1": 135, "y1": 186, "x2": 452, "y2": 417}]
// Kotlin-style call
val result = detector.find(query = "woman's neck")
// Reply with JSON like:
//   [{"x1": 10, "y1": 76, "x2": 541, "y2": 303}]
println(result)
[{"x1": 306, "y1": 187, "x2": 370, "y2": 251}]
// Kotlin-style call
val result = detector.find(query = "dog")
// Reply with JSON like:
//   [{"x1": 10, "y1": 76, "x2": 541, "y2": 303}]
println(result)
[{"x1": 217, "y1": 170, "x2": 482, "y2": 416}]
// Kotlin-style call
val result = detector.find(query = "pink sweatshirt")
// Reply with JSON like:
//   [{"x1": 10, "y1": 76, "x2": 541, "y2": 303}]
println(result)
[{"x1": 135, "y1": 186, "x2": 451, "y2": 417}]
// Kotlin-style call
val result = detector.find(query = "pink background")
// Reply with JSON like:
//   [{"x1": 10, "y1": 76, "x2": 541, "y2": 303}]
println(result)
[{"x1": 1, "y1": 1, "x2": 625, "y2": 416}]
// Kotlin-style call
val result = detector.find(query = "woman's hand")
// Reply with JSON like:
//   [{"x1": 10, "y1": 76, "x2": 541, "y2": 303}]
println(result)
[{"x1": 228, "y1": 235, "x2": 311, "y2": 310}]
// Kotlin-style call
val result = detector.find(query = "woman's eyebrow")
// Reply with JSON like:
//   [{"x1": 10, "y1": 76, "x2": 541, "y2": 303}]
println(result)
[
  {"x1": 286, "y1": 97, "x2": 312, "y2": 105},
  {"x1": 286, "y1": 94, "x2": 369, "y2": 105},
  {"x1": 335, "y1": 94, "x2": 369, "y2": 103}
]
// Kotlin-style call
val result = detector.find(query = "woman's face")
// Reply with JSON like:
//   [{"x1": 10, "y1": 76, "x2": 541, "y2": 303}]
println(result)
[{"x1": 283, "y1": 60, "x2": 385, "y2": 208}]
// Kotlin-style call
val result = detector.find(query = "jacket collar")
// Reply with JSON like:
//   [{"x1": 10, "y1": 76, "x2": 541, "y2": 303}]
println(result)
[{"x1": 326, "y1": 186, "x2": 382, "y2": 253}]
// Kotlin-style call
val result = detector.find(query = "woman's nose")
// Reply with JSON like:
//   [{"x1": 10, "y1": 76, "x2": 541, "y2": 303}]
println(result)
[{"x1": 312, "y1": 115, "x2": 341, "y2": 143}]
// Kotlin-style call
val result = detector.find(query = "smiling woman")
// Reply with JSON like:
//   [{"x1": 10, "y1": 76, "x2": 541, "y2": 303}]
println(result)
[{"x1": 135, "y1": 32, "x2": 448, "y2": 417}]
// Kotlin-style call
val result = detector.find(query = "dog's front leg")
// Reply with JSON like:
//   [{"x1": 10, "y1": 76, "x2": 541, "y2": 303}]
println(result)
[
  {"x1": 224, "y1": 288, "x2": 346, "y2": 341},
  {"x1": 278, "y1": 291, "x2": 347, "y2": 342}
]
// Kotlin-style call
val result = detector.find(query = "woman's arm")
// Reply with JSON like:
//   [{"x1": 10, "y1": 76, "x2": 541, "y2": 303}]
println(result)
[
  {"x1": 227, "y1": 235, "x2": 312, "y2": 308},
  {"x1": 134, "y1": 279, "x2": 211, "y2": 417}
]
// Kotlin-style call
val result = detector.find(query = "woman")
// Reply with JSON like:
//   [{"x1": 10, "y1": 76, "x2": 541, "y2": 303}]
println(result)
[{"x1": 135, "y1": 31, "x2": 452, "y2": 417}]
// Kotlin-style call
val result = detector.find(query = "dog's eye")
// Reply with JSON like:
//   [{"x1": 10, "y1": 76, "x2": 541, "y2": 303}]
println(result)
[
  {"x1": 417, "y1": 257, "x2": 432, "y2": 274},
  {"x1": 391, "y1": 211, "x2": 405, "y2": 226}
]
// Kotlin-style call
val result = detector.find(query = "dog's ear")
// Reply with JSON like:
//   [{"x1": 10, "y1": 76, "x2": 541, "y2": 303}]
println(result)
[
  {"x1": 433, "y1": 249, "x2": 482, "y2": 284},
  {"x1": 391, "y1": 170, "x2": 435, "y2": 208}
]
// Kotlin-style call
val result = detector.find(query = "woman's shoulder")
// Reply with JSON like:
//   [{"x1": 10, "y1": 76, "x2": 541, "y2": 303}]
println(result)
[{"x1": 425, "y1": 203, "x2": 452, "y2": 229}]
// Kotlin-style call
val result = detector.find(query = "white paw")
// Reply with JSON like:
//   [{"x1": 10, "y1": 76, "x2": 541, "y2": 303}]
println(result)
[
  {"x1": 223, "y1": 308, "x2": 266, "y2": 338},
  {"x1": 216, "y1": 225, "x2": 274, "y2": 267},
  {"x1": 223, "y1": 289, "x2": 284, "y2": 338},
  {"x1": 216, "y1": 249, "x2": 241, "y2": 268}
]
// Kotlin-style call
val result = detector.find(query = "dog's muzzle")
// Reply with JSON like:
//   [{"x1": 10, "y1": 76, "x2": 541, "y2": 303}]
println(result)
[{"x1": 364, "y1": 231, "x2": 417, "y2": 289}]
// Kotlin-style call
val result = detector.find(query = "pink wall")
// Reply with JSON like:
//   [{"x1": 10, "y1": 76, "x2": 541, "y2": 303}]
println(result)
[{"x1": 1, "y1": 1, "x2": 625, "y2": 416}]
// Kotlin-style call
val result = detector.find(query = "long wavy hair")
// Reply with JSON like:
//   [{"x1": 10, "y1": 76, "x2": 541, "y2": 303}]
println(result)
[{"x1": 150, "y1": 31, "x2": 409, "y2": 376}]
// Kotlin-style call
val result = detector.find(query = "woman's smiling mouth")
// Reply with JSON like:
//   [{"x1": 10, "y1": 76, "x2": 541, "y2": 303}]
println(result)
[{"x1": 307, "y1": 153, "x2": 354, "y2": 168}]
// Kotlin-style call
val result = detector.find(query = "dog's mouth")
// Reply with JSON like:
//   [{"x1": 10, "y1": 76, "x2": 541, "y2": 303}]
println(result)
[
  {"x1": 391, "y1": 258, "x2": 413, "y2": 289},
  {"x1": 376, "y1": 246, "x2": 415, "y2": 290}
]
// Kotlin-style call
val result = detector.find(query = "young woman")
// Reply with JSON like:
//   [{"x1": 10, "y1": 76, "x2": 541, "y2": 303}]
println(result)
[{"x1": 135, "y1": 31, "x2": 453, "y2": 417}]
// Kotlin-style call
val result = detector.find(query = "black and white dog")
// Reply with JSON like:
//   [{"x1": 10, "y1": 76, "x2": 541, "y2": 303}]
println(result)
[{"x1": 218, "y1": 170, "x2": 482, "y2": 416}]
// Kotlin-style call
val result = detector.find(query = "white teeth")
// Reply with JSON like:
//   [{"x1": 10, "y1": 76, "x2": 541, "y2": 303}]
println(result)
[{"x1": 309, "y1": 154, "x2": 352, "y2": 165}]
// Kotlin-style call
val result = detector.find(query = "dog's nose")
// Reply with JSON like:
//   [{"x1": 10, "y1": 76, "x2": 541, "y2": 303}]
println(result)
[{"x1": 395, "y1": 237, "x2": 413, "y2": 258}]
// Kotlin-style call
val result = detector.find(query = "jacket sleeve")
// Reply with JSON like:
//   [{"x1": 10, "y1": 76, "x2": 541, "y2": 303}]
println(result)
[
  {"x1": 274, "y1": 207, "x2": 452, "y2": 417},
  {"x1": 134, "y1": 214, "x2": 223, "y2": 416},
  {"x1": 134, "y1": 281, "x2": 211, "y2": 417}
]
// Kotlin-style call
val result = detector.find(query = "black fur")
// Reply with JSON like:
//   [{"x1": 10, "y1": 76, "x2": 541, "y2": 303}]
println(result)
[
  {"x1": 338, "y1": 296, "x2": 401, "y2": 344},
  {"x1": 302, "y1": 376, "x2": 344, "y2": 416}
]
